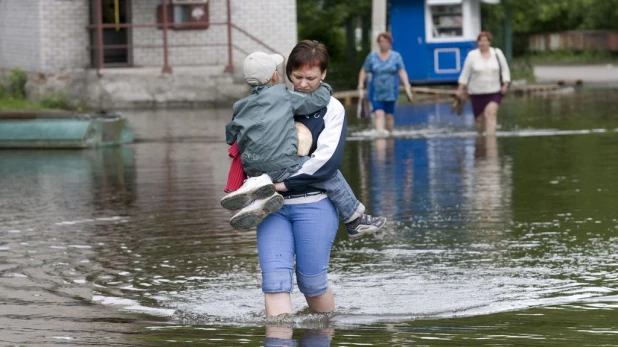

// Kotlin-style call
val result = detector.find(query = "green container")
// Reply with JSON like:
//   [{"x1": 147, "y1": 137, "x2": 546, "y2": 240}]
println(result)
[{"x1": 0, "y1": 111, "x2": 134, "y2": 148}]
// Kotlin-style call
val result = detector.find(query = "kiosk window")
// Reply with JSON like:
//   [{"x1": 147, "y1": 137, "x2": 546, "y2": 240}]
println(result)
[{"x1": 428, "y1": 0, "x2": 463, "y2": 38}]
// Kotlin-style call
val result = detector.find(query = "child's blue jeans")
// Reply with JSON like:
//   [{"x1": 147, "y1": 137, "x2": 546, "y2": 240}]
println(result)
[{"x1": 267, "y1": 156, "x2": 363, "y2": 223}]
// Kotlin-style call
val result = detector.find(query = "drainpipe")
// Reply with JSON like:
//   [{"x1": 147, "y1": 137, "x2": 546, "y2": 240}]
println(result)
[
  {"x1": 161, "y1": 0, "x2": 173, "y2": 73},
  {"x1": 224, "y1": 0, "x2": 233, "y2": 73},
  {"x1": 96, "y1": 0, "x2": 104, "y2": 75},
  {"x1": 371, "y1": 0, "x2": 387, "y2": 51}
]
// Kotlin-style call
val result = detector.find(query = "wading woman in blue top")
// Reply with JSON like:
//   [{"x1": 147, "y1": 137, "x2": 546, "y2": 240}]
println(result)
[{"x1": 357, "y1": 32, "x2": 413, "y2": 136}]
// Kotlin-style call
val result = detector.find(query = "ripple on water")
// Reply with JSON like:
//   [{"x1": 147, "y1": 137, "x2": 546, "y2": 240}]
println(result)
[
  {"x1": 92, "y1": 295, "x2": 176, "y2": 317},
  {"x1": 349, "y1": 127, "x2": 618, "y2": 141}
]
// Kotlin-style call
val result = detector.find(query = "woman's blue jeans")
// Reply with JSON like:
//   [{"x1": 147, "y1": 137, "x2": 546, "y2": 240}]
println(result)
[{"x1": 256, "y1": 198, "x2": 338, "y2": 297}]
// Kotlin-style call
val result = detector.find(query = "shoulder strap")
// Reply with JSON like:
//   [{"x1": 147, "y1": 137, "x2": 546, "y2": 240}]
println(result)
[
  {"x1": 494, "y1": 48, "x2": 503, "y2": 84},
  {"x1": 493, "y1": 48, "x2": 503, "y2": 69}
]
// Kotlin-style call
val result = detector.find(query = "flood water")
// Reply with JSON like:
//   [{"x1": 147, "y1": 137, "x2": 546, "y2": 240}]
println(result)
[{"x1": 2, "y1": 89, "x2": 618, "y2": 346}]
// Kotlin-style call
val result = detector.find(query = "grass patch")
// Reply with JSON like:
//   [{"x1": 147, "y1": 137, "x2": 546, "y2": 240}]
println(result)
[
  {"x1": 510, "y1": 59, "x2": 537, "y2": 83},
  {"x1": 0, "y1": 94, "x2": 91, "y2": 112},
  {"x1": 0, "y1": 96, "x2": 47, "y2": 111},
  {"x1": 1, "y1": 68, "x2": 90, "y2": 112}
]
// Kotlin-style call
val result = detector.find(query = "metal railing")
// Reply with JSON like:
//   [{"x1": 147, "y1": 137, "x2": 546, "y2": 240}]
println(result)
[{"x1": 89, "y1": 0, "x2": 280, "y2": 75}]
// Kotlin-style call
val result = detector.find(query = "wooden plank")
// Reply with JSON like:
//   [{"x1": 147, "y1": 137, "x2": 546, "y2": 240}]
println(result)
[{"x1": 333, "y1": 84, "x2": 561, "y2": 101}]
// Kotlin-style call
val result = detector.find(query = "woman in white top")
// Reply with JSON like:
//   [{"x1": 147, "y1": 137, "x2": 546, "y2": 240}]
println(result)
[{"x1": 456, "y1": 31, "x2": 511, "y2": 135}]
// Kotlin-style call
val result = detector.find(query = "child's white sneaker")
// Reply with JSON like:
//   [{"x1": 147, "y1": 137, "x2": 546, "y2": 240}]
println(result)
[
  {"x1": 229, "y1": 193, "x2": 284, "y2": 230},
  {"x1": 221, "y1": 174, "x2": 275, "y2": 210},
  {"x1": 346, "y1": 214, "x2": 387, "y2": 238}
]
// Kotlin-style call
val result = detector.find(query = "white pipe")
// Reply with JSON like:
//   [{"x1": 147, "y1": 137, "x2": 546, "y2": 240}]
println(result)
[{"x1": 371, "y1": 0, "x2": 387, "y2": 51}]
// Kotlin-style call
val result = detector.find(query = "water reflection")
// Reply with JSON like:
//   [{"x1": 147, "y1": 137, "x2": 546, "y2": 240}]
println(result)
[
  {"x1": 3, "y1": 91, "x2": 618, "y2": 345},
  {"x1": 0, "y1": 147, "x2": 145, "y2": 345},
  {"x1": 265, "y1": 326, "x2": 333, "y2": 347},
  {"x1": 394, "y1": 100, "x2": 475, "y2": 130},
  {"x1": 355, "y1": 134, "x2": 512, "y2": 231},
  {"x1": 0, "y1": 148, "x2": 136, "y2": 217},
  {"x1": 466, "y1": 135, "x2": 513, "y2": 234}
]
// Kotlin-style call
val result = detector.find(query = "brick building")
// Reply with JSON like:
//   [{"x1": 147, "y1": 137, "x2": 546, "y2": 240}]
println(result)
[{"x1": 0, "y1": 0, "x2": 297, "y2": 109}]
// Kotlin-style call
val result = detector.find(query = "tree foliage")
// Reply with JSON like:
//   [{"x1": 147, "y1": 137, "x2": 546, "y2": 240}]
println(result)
[
  {"x1": 297, "y1": 0, "x2": 372, "y2": 88},
  {"x1": 482, "y1": 0, "x2": 618, "y2": 55},
  {"x1": 484, "y1": 0, "x2": 618, "y2": 34},
  {"x1": 297, "y1": 0, "x2": 371, "y2": 60}
]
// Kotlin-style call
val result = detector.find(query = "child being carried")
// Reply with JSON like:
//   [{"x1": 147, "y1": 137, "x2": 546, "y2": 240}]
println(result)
[{"x1": 222, "y1": 52, "x2": 386, "y2": 238}]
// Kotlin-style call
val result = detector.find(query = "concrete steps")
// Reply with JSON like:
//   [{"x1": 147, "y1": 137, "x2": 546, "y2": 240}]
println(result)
[
  {"x1": 24, "y1": 66, "x2": 250, "y2": 111},
  {"x1": 84, "y1": 66, "x2": 249, "y2": 110}
]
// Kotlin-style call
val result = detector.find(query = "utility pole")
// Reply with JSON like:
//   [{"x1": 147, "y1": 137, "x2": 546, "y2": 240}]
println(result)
[
  {"x1": 503, "y1": 4, "x2": 513, "y2": 62},
  {"x1": 371, "y1": 0, "x2": 387, "y2": 51}
]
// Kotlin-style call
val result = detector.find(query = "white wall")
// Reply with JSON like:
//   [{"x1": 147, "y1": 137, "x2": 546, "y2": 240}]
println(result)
[
  {"x1": 0, "y1": 0, "x2": 42, "y2": 71},
  {"x1": 132, "y1": 0, "x2": 228, "y2": 67},
  {"x1": 39, "y1": 0, "x2": 90, "y2": 71},
  {"x1": 131, "y1": 0, "x2": 298, "y2": 68},
  {"x1": 0, "y1": 0, "x2": 298, "y2": 72},
  {"x1": 231, "y1": 0, "x2": 298, "y2": 63}
]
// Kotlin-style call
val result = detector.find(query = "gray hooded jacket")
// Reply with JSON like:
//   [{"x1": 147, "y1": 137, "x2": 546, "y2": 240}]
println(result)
[{"x1": 225, "y1": 82, "x2": 332, "y2": 173}]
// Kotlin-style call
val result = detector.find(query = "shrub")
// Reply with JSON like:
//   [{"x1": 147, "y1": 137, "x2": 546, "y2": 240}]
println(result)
[
  {"x1": 510, "y1": 59, "x2": 536, "y2": 83},
  {"x1": 40, "y1": 92, "x2": 72, "y2": 110},
  {"x1": 7, "y1": 69, "x2": 27, "y2": 99}
]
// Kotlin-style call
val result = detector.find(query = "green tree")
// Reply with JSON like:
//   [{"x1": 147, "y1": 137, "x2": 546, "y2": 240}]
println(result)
[
  {"x1": 483, "y1": 0, "x2": 618, "y2": 54},
  {"x1": 297, "y1": 0, "x2": 372, "y2": 89},
  {"x1": 579, "y1": 0, "x2": 618, "y2": 30},
  {"x1": 297, "y1": 0, "x2": 348, "y2": 60}
]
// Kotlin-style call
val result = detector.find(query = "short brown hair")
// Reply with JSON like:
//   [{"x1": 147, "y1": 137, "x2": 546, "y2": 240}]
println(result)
[
  {"x1": 377, "y1": 32, "x2": 393, "y2": 44},
  {"x1": 477, "y1": 31, "x2": 492, "y2": 42},
  {"x1": 286, "y1": 40, "x2": 329, "y2": 81}
]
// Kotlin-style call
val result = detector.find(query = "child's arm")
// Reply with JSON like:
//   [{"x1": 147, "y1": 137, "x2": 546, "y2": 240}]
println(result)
[
  {"x1": 225, "y1": 108, "x2": 238, "y2": 145},
  {"x1": 287, "y1": 82, "x2": 333, "y2": 115},
  {"x1": 283, "y1": 99, "x2": 345, "y2": 191}
]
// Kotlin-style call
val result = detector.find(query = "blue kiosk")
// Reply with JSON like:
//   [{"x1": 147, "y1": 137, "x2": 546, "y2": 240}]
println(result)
[{"x1": 390, "y1": 0, "x2": 497, "y2": 84}]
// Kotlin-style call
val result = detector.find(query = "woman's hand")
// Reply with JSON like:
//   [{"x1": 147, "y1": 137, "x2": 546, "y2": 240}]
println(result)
[
  {"x1": 274, "y1": 182, "x2": 288, "y2": 192},
  {"x1": 456, "y1": 88, "x2": 466, "y2": 100},
  {"x1": 500, "y1": 84, "x2": 509, "y2": 95},
  {"x1": 404, "y1": 85, "x2": 413, "y2": 102}
]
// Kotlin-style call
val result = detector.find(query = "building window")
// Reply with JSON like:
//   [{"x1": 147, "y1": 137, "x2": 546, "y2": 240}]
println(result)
[
  {"x1": 173, "y1": 6, "x2": 193, "y2": 23},
  {"x1": 428, "y1": 0, "x2": 463, "y2": 38},
  {"x1": 157, "y1": 2, "x2": 209, "y2": 30}
]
